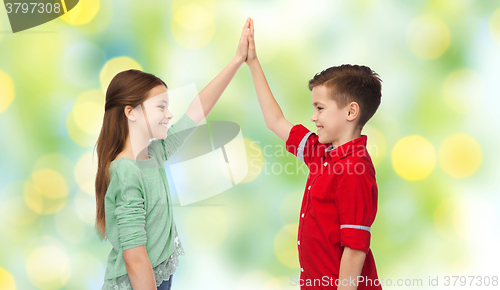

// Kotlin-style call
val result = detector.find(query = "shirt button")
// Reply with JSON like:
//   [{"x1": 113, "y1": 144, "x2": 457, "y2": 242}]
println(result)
[
  {"x1": 324, "y1": 162, "x2": 328, "y2": 166},
  {"x1": 301, "y1": 268, "x2": 304, "y2": 272},
  {"x1": 298, "y1": 240, "x2": 300, "y2": 245},
  {"x1": 301, "y1": 213, "x2": 305, "y2": 218},
  {"x1": 308, "y1": 186, "x2": 311, "y2": 190}
]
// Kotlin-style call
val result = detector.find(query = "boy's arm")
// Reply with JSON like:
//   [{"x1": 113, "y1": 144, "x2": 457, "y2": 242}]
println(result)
[
  {"x1": 246, "y1": 19, "x2": 293, "y2": 142},
  {"x1": 338, "y1": 246, "x2": 367, "y2": 290},
  {"x1": 335, "y1": 160, "x2": 378, "y2": 289},
  {"x1": 186, "y1": 18, "x2": 251, "y2": 125}
]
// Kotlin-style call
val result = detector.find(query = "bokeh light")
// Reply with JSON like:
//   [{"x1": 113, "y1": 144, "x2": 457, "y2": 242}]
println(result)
[
  {"x1": 489, "y1": 8, "x2": 500, "y2": 47},
  {"x1": 273, "y1": 224, "x2": 299, "y2": 269},
  {"x1": 73, "y1": 190, "x2": 97, "y2": 226},
  {"x1": 0, "y1": 182, "x2": 44, "y2": 242},
  {"x1": 183, "y1": 207, "x2": 228, "y2": 249},
  {"x1": 364, "y1": 125, "x2": 386, "y2": 166},
  {"x1": 442, "y1": 69, "x2": 485, "y2": 114},
  {"x1": 55, "y1": 204, "x2": 94, "y2": 244},
  {"x1": 66, "y1": 90, "x2": 105, "y2": 147},
  {"x1": 65, "y1": 252, "x2": 105, "y2": 290},
  {"x1": 75, "y1": 151, "x2": 98, "y2": 195},
  {"x1": 438, "y1": 133, "x2": 482, "y2": 178},
  {"x1": 25, "y1": 169, "x2": 69, "y2": 215},
  {"x1": 32, "y1": 153, "x2": 76, "y2": 197},
  {"x1": 0, "y1": 70, "x2": 14, "y2": 113},
  {"x1": 62, "y1": 41, "x2": 106, "y2": 88},
  {"x1": 0, "y1": 180, "x2": 39, "y2": 226},
  {"x1": 0, "y1": 267, "x2": 16, "y2": 290},
  {"x1": 26, "y1": 245, "x2": 71, "y2": 290},
  {"x1": 433, "y1": 197, "x2": 464, "y2": 241},
  {"x1": 99, "y1": 56, "x2": 142, "y2": 93},
  {"x1": 32, "y1": 169, "x2": 68, "y2": 199},
  {"x1": 406, "y1": 15, "x2": 451, "y2": 60},
  {"x1": 73, "y1": 90, "x2": 104, "y2": 134},
  {"x1": 382, "y1": 192, "x2": 417, "y2": 245},
  {"x1": 278, "y1": 190, "x2": 302, "y2": 225},
  {"x1": 171, "y1": 0, "x2": 216, "y2": 49},
  {"x1": 239, "y1": 138, "x2": 264, "y2": 183},
  {"x1": 0, "y1": 0, "x2": 499, "y2": 289},
  {"x1": 457, "y1": 195, "x2": 497, "y2": 242},
  {"x1": 391, "y1": 135, "x2": 436, "y2": 181},
  {"x1": 60, "y1": 0, "x2": 101, "y2": 25}
]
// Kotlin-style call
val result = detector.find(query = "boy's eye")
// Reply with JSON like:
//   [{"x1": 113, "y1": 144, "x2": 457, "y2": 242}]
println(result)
[{"x1": 317, "y1": 107, "x2": 323, "y2": 110}]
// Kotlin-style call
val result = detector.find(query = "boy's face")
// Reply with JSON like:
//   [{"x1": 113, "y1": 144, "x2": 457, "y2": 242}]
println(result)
[{"x1": 310, "y1": 85, "x2": 349, "y2": 146}]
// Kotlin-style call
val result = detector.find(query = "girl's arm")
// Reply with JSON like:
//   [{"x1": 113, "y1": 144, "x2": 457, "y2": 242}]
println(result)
[
  {"x1": 124, "y1": 245, "x2": 156, "y2": 290},
  {"x1": 185, "y1": 18, "x2": 251, "y2": 125},
  {"x1": 245, "y1": 19, "x2": 293, "y2": 142}
]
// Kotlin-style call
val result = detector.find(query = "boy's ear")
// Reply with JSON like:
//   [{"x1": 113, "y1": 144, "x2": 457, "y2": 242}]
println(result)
[
  {"x1": 346, "y1": 102, "x2": 359, "y2": 122},
  {"x1": 124, "y1": 105, "x2": 137, "y2": 122}
]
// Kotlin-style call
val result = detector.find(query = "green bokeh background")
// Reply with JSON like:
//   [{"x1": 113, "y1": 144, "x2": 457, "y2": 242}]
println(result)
[{"x1": 1, "y1": 0, "x2": 499, "y2": 289}]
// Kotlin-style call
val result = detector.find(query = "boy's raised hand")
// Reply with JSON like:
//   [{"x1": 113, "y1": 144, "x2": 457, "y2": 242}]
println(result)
[
  {"x1": 245, "y1": 18, "x2": 293, "y2": 142},
  {"x1": 246, "y1": 18, "x2": 257, "y2": 65},
  {"x1": 234, "y1": 18, "x2": 251, "y2": 65}
]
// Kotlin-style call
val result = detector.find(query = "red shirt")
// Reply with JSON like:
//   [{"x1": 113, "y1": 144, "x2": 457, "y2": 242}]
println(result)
[{"x1": 286, "y1": 124, "x2": 382, "y2": 290}]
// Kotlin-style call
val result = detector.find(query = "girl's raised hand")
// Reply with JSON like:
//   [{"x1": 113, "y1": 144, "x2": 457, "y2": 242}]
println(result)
[
  {"x1": 234, "y1": 18, "x2": 251, "y2": 65},
  {"x1": 246, "y1": 18, "x2": 257, "y2": 65}
]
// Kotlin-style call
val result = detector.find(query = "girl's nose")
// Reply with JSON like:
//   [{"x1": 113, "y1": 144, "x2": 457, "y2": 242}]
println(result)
[{"x1": 166, "y1": 109, "x2": 173, "y2": 120}]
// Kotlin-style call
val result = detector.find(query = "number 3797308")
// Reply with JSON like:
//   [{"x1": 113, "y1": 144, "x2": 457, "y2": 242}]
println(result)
[{"x1": 5, "y1": 2, "x2": 62, "y2": 14}]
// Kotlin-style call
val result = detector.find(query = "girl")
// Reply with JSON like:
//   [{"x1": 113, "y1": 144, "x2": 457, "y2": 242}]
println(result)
[{"x1": 94, "y1": 18, "x2": 253, "y2": 290}]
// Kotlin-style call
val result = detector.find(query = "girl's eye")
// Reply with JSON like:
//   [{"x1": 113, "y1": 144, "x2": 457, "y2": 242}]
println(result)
[{"x1": 159, "y1": 106, "x2": 165, "y2": 109}]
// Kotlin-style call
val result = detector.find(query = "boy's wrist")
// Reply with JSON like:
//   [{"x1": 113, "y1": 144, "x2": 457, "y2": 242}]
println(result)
[{"x1": 246, "y1": 58, "x2": 260, "y2": 69}]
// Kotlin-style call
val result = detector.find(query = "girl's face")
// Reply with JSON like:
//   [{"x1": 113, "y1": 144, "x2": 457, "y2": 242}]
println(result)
[{"x1": 138, "y1": 85, "x2": 173, "y2": 139}]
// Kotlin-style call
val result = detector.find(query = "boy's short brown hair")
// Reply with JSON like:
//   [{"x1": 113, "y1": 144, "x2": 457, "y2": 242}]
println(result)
[{"x1": 308, "y1": 64, "x2": 382, "y2": 128}]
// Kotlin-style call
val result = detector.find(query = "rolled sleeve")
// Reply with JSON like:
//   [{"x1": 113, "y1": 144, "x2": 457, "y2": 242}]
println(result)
[
  {"x1": 162, "y1": 113, "x2": 198, "y2": 161},
  {"x1": 285, "y1": 124, "x2": 316, "y2": 165},
  {"x1": 115, "y1": 167, "x2": 147, "y2": 251},
  {"x1": 336, "y1": 161, "x2": 378, "y2": 254}
]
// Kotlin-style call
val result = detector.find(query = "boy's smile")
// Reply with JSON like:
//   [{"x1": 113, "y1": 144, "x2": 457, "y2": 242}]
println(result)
[{"x1": 310, "y1": 85, "x2": 349, "y2": 146}]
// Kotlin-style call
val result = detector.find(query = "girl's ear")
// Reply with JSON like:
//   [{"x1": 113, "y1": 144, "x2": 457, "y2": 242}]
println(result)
[{"x1": 124, "y1": 105, "x2": 137, "y2": 122}]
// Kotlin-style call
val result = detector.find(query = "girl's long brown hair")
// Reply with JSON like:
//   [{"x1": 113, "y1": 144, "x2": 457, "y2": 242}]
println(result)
[{"x1": 94, "y1": 69, "x2": 167, "y2": 240}]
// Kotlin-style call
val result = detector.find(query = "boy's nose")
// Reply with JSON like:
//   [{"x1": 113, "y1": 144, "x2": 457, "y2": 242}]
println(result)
[{"x1": 310, "y1": 114, "x2": 317, "y2": 122}]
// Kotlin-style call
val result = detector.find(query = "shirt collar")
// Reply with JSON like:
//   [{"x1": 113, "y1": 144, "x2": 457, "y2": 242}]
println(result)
[{"x1": 326, "y1": 135, "x2": 368, "y2": 162}]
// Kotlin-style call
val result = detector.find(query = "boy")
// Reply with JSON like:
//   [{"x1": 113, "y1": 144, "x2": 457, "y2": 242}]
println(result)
[{"x1": 245, "y1": 19, "x2": 382, "y2": 290}]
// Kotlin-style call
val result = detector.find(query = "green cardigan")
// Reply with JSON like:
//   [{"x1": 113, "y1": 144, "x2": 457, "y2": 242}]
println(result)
[{"x1": 103, "y1": 113, "x2": 198, "y2": 280}]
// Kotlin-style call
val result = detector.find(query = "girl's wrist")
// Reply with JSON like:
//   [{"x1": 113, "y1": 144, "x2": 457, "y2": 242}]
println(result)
[{"x1": 231, "y1": 56, "x2": 245, "y2": 67}]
